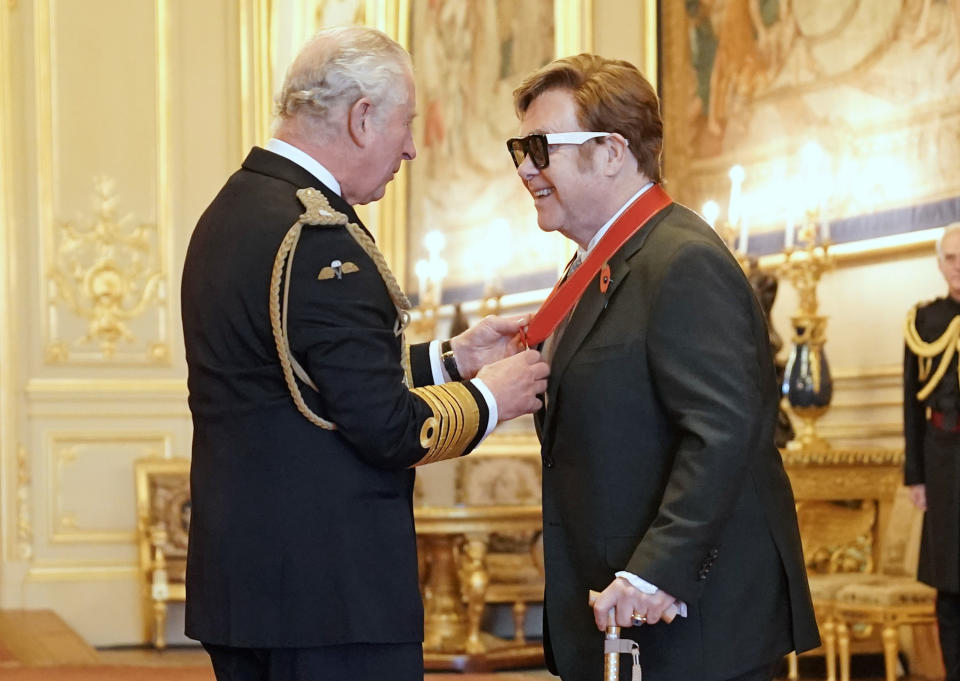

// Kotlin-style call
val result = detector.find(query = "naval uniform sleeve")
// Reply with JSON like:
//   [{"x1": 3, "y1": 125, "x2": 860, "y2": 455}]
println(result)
[
  {"x1": 903, "y1": 305, "x2": 926, "y2": 486},
  {"x1": 283, "y1": 224, "x2": 488, "y2": 469},
  {"x1": 407, "y1": 342, "x2": 434, "y2": 387},
  {"x1": 409, "y1": 340, "x2": 499, "y2": 440},
  {"x1": 624, "y1": 241, "x2": 765, "y2": 606}
]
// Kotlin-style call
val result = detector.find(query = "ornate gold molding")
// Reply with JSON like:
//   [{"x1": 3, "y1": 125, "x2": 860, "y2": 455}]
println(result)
[
  {"x1": 26, "y1": 562, "x2": 137, "y2": 582},
  {"x1": 46, "y1": 177, "x2": 169, "y2": 363},
  {"x1": 643, "y1": 0, "x2": 657, "y2": 90},
  {"x1": 239, "y1": 0, "x2": 272, "y2": 153},
  {"x1": 26, "y1": 377, "x2": 187, "y2": 397},
  {"x1": 758, "y1": 228, "x2": 939, "y2": 273},
  {"x1": 781, "y1": 446, "x2": 903, "y2": 467},
  {"x1": 17, "y1": 445, "x2": 34, "y2": 560},
  {"x1": 555, "y1": 0, "x2": 593, "y2": 55},
  {"x1": 48, "y1": 433, "x2": 171, "y2": 544},
  {"x1": 35, "y1": 0, "x2": 173, "y2": 366},
  {"x1": 0, "y1": 0, "x2": 23, "y2": 564}
]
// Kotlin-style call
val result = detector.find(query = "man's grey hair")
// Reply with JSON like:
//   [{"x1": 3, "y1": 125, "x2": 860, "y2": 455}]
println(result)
[
  {"x1": 275, "y1": 26, "x2": 411, "y2": 126},
  {"x1": 936, "y1": 222, "x2": 960, "y2": 260}
]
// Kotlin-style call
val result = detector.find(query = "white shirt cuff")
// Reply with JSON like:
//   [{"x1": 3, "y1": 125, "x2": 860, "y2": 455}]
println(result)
[
  {"x1": 470, "y1": 378, "x2": 498, "y2": 441},
  {"x1": 428, "y1": 339, "x2": 447, "y2": 384},
  {"x1": 427, "y1": 340, "x2": 498, "y2": 442},
  {"x1": 615, "y1": 571, "x2": 688, "y2": 617}
]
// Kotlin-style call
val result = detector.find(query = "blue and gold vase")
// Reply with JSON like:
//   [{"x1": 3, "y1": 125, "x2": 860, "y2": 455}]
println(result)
[{"x1": 781, "y1": 315, "x2": 832, "y2": 448}]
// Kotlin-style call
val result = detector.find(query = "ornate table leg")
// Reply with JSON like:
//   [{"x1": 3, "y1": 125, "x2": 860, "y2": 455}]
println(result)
[
  {"x1": 460, "y1": 533, "x2": 490, "y2": 655},
  {"x1": 421, "y1": 534, "x2": 466, "y2": 651}
]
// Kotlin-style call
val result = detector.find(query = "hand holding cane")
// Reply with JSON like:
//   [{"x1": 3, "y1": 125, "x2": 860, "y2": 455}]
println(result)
[
  {"x1": 588, "y1": 590, "x2": 622, "y2": 681},
  {"x1": 588, "y1": 589, "x2": 680, "y2": 681}
]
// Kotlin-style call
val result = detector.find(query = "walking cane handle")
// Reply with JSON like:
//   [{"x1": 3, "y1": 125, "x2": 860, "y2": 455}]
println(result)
[
  {"x1": 588, "y1": 590, "x2": 616, "y2": 627},
  {"x1": 589, "y1": 588, "x2": 678, "y2": 624}
]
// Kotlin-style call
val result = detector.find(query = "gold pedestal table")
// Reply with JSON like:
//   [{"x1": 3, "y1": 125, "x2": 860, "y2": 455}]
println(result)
[{"x1": 414, "y1": 504, "x2": 544, "y2": 672}]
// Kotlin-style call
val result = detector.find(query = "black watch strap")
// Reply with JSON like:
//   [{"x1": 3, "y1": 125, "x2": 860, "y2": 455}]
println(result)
[{"x1": 440, "y1": 340, "x2": 463, "y2": 381}]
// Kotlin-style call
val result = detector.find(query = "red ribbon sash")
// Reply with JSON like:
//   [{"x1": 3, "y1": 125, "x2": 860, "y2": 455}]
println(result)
[{"x1": 524, "y1": 184, "x2": 672, "y2": 346}]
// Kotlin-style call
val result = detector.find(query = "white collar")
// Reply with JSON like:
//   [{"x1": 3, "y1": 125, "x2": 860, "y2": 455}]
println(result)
[
  {"x1": 265, "y1": 138, "x2": 342, "y2": 198},
  {"x1": 578, "y1": 182, "x2": 654, "y2": 261}
]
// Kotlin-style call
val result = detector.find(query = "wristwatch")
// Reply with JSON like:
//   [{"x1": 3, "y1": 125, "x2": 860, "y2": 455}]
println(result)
[{"x1": 440, "y1": 340, "x2": 463, "y2": 381}]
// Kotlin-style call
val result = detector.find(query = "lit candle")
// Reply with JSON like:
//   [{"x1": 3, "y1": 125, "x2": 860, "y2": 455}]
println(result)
[
  {"x1": 784, "y1": 217, "x2": 795, "y2": 250},
  {"x1": 415, "y1": 259, "x2": 429, "y2": 298},
  {"x1": 424, "y1": 230, "x2": 446, "y2": 259},
  {"x1": 821, "y1": 215, "x2": 830, "y2": 243},
  {"x1": 702, "y1": 200, "x2": 720, "y2": 229},
  {"x1": 728, "y1": 165, "x2": 745, "y2": 227}
]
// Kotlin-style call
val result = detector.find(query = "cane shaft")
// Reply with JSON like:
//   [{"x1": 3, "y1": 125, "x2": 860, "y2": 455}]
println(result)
[
  {"x1": 605, "y1": 625, "x2": 620, "y2": 681},
  {"x1": 590, "y1": 590, "x2": 620, "y2": 681}
]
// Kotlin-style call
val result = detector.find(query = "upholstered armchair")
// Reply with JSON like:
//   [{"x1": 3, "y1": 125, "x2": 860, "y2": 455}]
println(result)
[{"x1": 830, "y1": 487, "x2": 936, "y2": 681}]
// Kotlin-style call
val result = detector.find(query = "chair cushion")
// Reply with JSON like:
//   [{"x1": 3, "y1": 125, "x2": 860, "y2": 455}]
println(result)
[
  {"x1": 807, "y1": 573, "x2": 872, "y2": 601},
  {"x1": 834, "y1": 577, "x2": 936, "y2": 607}
]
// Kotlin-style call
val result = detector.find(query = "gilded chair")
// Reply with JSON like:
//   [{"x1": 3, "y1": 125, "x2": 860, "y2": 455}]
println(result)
[
  {"x1": 783, "y1": 446, "x2": 903, "y2": 681},
  {"x1": 831, "y1": 487, "x2": 936, "y2": 681},
  {"x1": 134, "y1": 456, "x2": 191, "y2": 649}
]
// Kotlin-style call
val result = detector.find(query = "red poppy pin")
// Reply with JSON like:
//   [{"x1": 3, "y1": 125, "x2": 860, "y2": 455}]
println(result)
[{"x1": 600, "y1": 262, "x2": 611, "y2": 293}]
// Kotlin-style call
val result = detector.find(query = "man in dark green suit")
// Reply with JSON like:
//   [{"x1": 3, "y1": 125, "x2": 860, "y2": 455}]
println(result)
[
  {"x1": 182, "y1": 27, "x2": 549, "y2": 681},
  {"x1": 508, "y1": 54, "x2": 819, "y2": 681}
]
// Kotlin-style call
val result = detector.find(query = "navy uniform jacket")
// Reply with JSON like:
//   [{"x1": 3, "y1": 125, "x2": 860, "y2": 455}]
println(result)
[
  {"x1": 535, "y1": 201, "x2": 820, "y2": 681},
  {"x1": 181, "y1": 148, "x2": 487, "y2": 647},
  {"x1": 904, "y1": 296, "x2": 960, "y2": 593}
]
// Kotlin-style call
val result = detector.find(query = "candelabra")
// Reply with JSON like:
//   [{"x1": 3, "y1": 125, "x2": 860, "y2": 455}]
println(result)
[
  {"x1": 481, "y1": 277, "x2": 504, "y2": 316},
  {"x1": 779, "y1": 208, "x2": 834, "y2": 450},
  {"x1": 703, "y1": 165, "x2": 752, "y2": 275},
  {"x1": 411, "y1": 231, "x2": 448, "y2": 340}
]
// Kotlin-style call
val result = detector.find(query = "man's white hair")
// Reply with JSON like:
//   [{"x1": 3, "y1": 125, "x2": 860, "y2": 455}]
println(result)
[
  {"x1": 275, "y1": 26, "x2": 411, "y2": 127},
  {"x1": 936, "y1": 222, "x2": 960, "y2": 260}
]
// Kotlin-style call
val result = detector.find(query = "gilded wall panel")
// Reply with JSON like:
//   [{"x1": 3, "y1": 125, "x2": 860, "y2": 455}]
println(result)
[
  {"x1": 37, "y1": 0, "x2": 172, "y2": 365},
  {"x1": 46, "y1": 432, "x2": 171, "y2": 544}
]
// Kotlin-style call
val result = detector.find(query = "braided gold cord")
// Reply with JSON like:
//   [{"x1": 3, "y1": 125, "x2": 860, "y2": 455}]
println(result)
[
  {"x1": 904, "y1": 305, "x2": 960, "y2": 401},
  {"x1": 268, "y1": 187, "x2": 414, "y2": 430},
  {"x1": 270, "y1": 219, "x2": 336, "y2": 429}
]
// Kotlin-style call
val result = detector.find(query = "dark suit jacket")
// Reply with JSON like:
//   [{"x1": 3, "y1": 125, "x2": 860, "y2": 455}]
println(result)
[
  {"x1": 181, "y1": 148, "x2": 487, "y2": 648},
  {"x1": 535, "y1": 201, "x2": 819, "y2": 681},
  {"x1": 903, "y1": 296, "x2": 960, "y2": 593}
]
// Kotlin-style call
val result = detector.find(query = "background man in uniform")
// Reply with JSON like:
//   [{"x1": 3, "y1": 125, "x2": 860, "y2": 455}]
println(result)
[
  {"x1": 508, "y1": 54, "x2": 819, "y2": 681},
  {"x1": 181, "y1": 27, "x2": 549, "y2": 681},
  {"x1": 904, "y1": 224, "x2": 960, "y2": 681}
]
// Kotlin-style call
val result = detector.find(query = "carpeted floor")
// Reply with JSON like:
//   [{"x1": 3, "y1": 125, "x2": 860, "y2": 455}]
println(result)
[{"x1": 0, "y1": 668, "x2": 551, "y2": 681}]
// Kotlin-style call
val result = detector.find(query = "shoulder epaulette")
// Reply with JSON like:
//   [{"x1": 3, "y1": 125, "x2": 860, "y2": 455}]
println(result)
[
  {"x1": 904, "y1": 303, "x2": 960, "y2": 401},
  {"x1": 270, "y1": 187, "x2": 412, "y2": 430}
]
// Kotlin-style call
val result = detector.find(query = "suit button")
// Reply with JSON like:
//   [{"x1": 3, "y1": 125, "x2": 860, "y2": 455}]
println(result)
[
  {"x1": 543, "y1": 456, "x2": 555, "y2": 468},
  {"x1": 710, "y1": 548, "x2": 719, "y2": 558}
]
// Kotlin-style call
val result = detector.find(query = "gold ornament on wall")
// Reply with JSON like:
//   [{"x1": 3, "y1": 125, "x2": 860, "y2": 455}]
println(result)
[
  {"x1": 46, "y1": 176, "x2": 169, "y2": 363},
  {"x1": 17, "y1": 444, "x2": 33, "y2": 560}
]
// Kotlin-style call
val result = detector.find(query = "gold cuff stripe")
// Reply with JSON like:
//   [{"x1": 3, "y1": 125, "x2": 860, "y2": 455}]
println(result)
[
  {"x1": 904, "y1": 306, "x2": 960, "y2": 401},
  {"x1": 409, "y1": 382, "x2": 481, "y2": 467}
]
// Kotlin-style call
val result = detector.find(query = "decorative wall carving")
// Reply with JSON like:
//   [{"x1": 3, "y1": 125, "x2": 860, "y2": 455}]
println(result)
[
  {"x1": 46, "y1": 177, "x2": 169, "y2": 364},
  {"x1": 17, "y1": 444, "x2": 33, "y2": 560},
  {"x1": 49, "y1": 433, "x2": 170, "y2": 544}
]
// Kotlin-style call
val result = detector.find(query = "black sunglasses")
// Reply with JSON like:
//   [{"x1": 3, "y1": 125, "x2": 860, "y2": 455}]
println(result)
[{"x1": 506, "y1": 132, "x2": 613, "y2": 169}]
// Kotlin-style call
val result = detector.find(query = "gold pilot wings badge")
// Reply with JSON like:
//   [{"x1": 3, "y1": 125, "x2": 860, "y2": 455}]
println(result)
[{"x1": 318, "y1": 260, "x2": 360, "y2": 280}]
